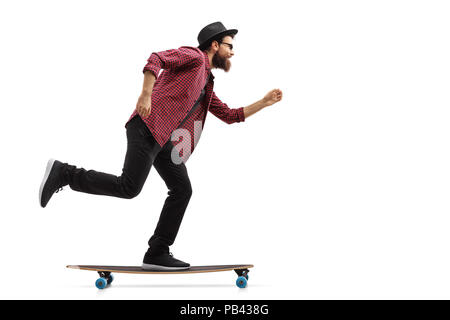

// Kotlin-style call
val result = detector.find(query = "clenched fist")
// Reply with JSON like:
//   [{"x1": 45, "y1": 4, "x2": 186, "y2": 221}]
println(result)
[{"x1": 262, "y1": 89, "x2": 283, "y2": 107}]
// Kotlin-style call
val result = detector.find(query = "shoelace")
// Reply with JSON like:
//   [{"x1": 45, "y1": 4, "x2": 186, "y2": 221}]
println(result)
[{"x1": 55, "y1": 187, "x2": 64, "y2": 193}]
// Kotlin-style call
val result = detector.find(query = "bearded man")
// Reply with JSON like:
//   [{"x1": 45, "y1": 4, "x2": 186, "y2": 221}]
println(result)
[{"x1": 39, "y1": 22, "x2": 283, "y2": 270}]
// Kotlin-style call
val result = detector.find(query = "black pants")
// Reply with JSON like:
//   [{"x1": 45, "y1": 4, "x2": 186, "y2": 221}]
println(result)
[{"x1": 67, "y1": 115, "x2": 192, "y2": 254}]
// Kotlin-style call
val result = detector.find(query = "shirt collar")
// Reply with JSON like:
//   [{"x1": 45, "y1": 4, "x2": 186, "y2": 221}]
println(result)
[{"x1": 203, "y1": 51, "x2": 215, "y2": 80}]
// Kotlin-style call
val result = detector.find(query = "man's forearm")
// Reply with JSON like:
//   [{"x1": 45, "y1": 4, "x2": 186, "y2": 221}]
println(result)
[
  {"x1": 243, "y1": 99, "x2": 268, "y2": 119},
  {"x1": 141, "y1": 71, "x2": 156, "y2": 95}
]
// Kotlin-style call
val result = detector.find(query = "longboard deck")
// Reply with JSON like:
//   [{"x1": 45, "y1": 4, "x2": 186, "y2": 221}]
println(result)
[
  {"x1": 67, "y1": 264, "x2": 254, "y2": 274},
  {"x1": 67, "y1": 264, "x2": 253, "y2": 289}
]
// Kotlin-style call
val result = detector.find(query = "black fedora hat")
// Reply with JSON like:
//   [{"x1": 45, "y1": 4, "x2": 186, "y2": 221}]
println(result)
[{"x1": 197, "y1": 21, "x2": 238, "y2": 51}]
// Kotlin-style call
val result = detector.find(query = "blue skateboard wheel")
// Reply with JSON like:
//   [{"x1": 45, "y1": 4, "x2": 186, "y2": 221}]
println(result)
[
  {"x1": 95, "y1": 278, "x2": 108, "y2": 289},
  {"x1": 107, "y1": 274, "x2": 114, "y2": 285},
  {"x1": 236, "y1": 276, "x2": 247, "y2": 288}
]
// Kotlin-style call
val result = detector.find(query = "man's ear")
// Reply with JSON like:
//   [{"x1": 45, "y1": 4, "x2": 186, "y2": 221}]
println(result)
[{"x1": 211, "y1": 40, "x2": 220, "y2": 52}]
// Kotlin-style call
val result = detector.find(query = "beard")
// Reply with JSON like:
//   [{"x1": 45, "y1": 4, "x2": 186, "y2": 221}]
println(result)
[{"x1": 212, "y1": 52, "x2": 231, "y2": 72}]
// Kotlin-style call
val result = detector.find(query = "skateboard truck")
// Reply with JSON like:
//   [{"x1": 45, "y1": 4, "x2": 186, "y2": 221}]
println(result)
[
  {"x1": 234, "y1": 268, "x2": 249, "y2": 278},
  {"x1": 97, "y1": 271, "x2": 111, "y2": 278}
]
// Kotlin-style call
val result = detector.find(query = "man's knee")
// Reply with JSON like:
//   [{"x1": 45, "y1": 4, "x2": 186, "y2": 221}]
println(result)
[
  {"x1": 124, "y1": 187, "x2": 142, "y2": 199},
  {"x1": 120, "y1": 176, "x2": 143, "y2": 199},
  {"x1": 184, "y1": 183, "x2": 192, "y2": 199},
  {"x1": 170, "y1": 181, "x2": 192, "y2": 200}
]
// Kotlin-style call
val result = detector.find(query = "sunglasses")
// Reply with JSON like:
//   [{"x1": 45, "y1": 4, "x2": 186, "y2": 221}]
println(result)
[{"x1": 220, "y1": 42, "x2": 234, "y2": 50}]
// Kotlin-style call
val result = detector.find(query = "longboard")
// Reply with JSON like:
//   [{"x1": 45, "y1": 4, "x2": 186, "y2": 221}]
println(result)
[{"x1": 67, "y1": 264, "x2": 254, "y2": 289}]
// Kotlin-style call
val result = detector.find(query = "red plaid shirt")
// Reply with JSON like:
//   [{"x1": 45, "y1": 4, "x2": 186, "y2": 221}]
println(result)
[{"x1": 126, "y1": 46, "x2": 245, "y2": 162}]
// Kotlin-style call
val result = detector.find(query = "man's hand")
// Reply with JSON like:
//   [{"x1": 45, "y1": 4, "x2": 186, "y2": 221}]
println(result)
[
  {"x1": 243, "y1": 88, "x2": 283, "y2": 119},
  {"x1": 136, "y1": 71, "x2": 156, "y2": 118},
  {"x1": 262, "y1": 88, "x2": 283, "y2": 107},
  {"x1": 136, "y1": 93, "x2": 152, "y2": 118}
]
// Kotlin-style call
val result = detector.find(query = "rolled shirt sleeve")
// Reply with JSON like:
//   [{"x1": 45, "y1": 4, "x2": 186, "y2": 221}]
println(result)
[
  {"x1": 208, "y1": 91, "x2": 245, "y2": 124},
  {"x1": 143, "y1": 53, "x2": 163, "y2": 77},
  {"x1": 143, "y1": 47, "x2": 203, "y2": 77}
]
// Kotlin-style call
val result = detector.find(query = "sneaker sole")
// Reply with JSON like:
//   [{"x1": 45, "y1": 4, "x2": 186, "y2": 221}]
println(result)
[
  {"x1": 39, "y1": 158, "x2": 56, "y2": 208},
  {"x1": 141, "y1": 263, "x2": 190, "y2": 271}
]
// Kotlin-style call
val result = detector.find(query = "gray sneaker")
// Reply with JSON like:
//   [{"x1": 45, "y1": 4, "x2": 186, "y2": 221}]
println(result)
[
  {"x1": 142, "y1": 251, "x2": 190, "y2": 271},
  {"x1": 39, "y1": 159, "x2": 68, "y2": 208}
]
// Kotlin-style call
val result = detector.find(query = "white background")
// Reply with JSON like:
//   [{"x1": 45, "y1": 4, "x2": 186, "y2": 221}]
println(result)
[{"x1": 0, "y1": 0, "x2": 449, "y2": 299}]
